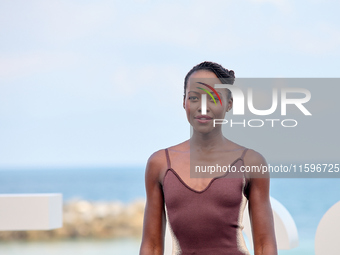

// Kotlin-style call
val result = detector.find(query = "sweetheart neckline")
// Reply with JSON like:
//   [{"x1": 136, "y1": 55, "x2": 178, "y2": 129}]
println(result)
[{"x1": 163, "y1": 157, "x2": 244, "y2": 194}]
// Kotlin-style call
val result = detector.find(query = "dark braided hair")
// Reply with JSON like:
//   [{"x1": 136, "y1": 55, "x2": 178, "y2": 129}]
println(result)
[{"x1": 184, "y1": 61, "x2": 235, "y2": 99}]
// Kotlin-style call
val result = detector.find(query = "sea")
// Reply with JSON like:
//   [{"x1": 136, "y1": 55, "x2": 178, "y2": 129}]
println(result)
[{"x1": 0, "y1": 166, "x2": 339, "y2": 255}]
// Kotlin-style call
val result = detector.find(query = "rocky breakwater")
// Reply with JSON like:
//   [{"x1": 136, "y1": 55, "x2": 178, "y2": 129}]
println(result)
[{"x1": 0, "y1": 199, "x2": 146, "y2": 241}]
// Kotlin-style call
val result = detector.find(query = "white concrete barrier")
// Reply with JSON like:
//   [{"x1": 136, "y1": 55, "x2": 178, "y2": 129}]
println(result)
[
  {"x1": 315, "y1": 200, "x2": 340, "y2": 255},
  {"x1": 242, "y1": 196, "x2": 299, "y2": 250},
  {"x1": 0, "y1": 193, "x2": 62, "y2": 231}
]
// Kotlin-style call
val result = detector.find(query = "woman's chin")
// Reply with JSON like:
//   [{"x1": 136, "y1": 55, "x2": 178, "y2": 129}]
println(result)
[{"x1": 191, "y1": 125, "x2": 215, "y2": 135}]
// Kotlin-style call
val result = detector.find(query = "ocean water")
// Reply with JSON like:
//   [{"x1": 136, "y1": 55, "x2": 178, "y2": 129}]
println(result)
[
  {"x1": 0, "y1": 167, "x2": 146, "y2": 203},
  {"x1": 0, "y1": 167, "x2": 340, "y2": 255}
]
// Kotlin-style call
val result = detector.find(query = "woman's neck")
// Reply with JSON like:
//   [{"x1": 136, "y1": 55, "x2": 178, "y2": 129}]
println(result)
[{"x1": 190, "y1": 129, "x2": 228, "y2": 152}]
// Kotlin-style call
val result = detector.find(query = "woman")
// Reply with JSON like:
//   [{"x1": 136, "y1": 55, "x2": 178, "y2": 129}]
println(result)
[{"x1": 139, "y1": 61, "x2": 277, "y2": 255}]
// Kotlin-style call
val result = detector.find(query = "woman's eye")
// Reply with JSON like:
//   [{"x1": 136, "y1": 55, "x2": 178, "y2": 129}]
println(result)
[{"x1": 189, "y1": 96, "x2": 198, "y2": 101}]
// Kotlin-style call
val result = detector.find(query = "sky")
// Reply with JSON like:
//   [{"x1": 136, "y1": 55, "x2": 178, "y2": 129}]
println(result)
[{"x1": 0, "y1": 0, "x2": 340, "y2": 169}]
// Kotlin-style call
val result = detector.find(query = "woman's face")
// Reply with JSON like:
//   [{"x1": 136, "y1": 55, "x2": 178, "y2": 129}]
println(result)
[{"x1": 183, "y1": 70, "x2": 232, "y2": 134}]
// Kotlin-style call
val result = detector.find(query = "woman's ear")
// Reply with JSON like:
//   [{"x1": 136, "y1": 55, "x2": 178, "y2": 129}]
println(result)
[
  {"x1": 183, "y1": 95, "x2": 186, "y2": 109},
  {"x1": 227, "y1": 97, "x2": 233, "y2": 112}
]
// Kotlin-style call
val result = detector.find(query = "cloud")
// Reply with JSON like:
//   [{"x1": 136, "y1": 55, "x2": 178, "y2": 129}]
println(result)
[
  {"x1": 291, "y1": 23, "x2": 340, "y2": 55},
  {"x1": 0, "y1": 51, "x2": 77, "y2": 79},
  {"x1": 110, "y1": 64, "x2": 184, "y2": 104},
  {"x1": 0, "y1": 0, "x2": 116, "y2": 45},
  {"x1": 270, "y1": 22, "x2": 340, "y2": 56},
  {"x1": 110, "y1": 1, "x2": 247, "y2": 50},
  {"x1": 249, "y1": 0, "x2": 293, "y2": 13},
  {"x1": 38, "y1": 0, "x2": 115, "y2": 43}
]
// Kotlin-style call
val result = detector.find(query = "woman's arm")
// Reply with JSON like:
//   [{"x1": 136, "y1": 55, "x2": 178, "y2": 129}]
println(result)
[
  {"x1": 245, "y1": 150, "x2": 278, "y2": 255},
  {"x1": 139, "y1": 150, "x2": 166, "y2": 255}
]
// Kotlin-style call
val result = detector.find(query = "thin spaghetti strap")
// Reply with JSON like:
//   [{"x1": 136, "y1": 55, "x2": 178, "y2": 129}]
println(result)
[
  {"x1": 240, "y1": 148, "x2": 250, "y2": 198},
  {"x1": 165, "y1": 148, "x2": 171, "y2": 169},
  {"x1": 240, "y1": 148, "x2": 248, "y2": 160}
]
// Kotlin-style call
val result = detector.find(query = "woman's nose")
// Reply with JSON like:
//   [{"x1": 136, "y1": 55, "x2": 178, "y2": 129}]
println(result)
[{"x1": 198, "y1": 94, "x2": 209, "y2": 115}]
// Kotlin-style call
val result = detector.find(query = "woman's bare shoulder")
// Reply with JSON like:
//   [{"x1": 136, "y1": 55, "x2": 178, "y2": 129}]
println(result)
[
  {"x1": 146, "y1": 141, "x2": 190, "y2": 183},
  {"x1": 243, "y1": 148, "x2": 269, "y2": 179},
  {"x1": 144, "y1": 149, "x2": 168, "y2": 185},
  {"x1": 167, "y1": 140, "x2": 190, "y2": 152},
  {"x1": 224, "y1": 139, "x2": 246, "y2": 151},
  {"x1": 145, "y1": 141, "x2": 189, "y2": 183},
  {"x1": 244, "y1": 149, "x2": 267, "y2": 165},
  {"x1": 147, "y1": 139, "x2": 189, "y2": 166},
  {"x1": 146, "y1": 149, "x2": 167, "y2": 173}
]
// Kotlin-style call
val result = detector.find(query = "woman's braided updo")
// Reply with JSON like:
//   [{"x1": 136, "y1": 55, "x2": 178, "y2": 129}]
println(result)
[{"x1": 184, "y1": 61, "x2": 235, "y2": 99}]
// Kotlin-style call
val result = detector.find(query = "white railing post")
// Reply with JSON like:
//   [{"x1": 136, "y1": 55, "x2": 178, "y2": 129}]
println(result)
[{"x1": 315, "y1": 200, "x2": 340, "y2": 255}]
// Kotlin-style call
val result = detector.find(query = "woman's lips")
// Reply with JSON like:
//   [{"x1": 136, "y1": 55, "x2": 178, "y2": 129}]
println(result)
[{"x1": 195, "y1": 115, "x2": 213, "y2": 124}]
